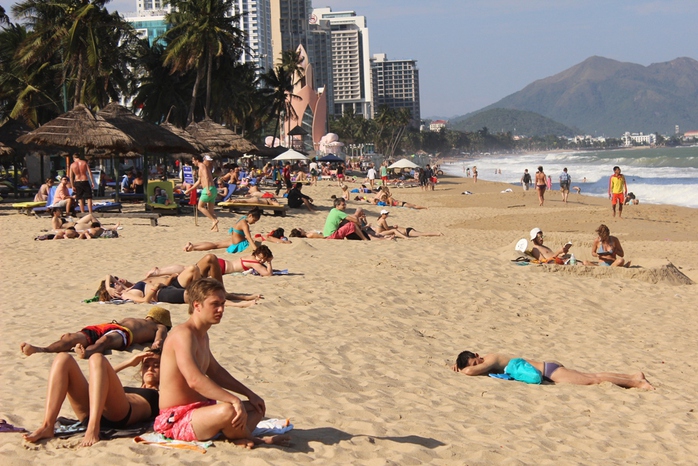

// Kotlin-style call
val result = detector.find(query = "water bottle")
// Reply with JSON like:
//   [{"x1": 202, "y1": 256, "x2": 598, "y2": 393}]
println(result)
[{"x1": 569, "y1": 254, "x2": 577, "y2": 265}]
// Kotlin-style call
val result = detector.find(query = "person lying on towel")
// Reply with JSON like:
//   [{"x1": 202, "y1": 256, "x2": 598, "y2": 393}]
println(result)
[
  {"x1": 451, "y1": 350, "x2": 654, "y2": 389},
  {"x1": 20, "y1": 307, "x2": 172, "y2": 359}
]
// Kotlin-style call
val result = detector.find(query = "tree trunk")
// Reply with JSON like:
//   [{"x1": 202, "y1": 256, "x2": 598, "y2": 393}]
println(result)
[
  {"x1": 205, "y1": 49, "x2": 213, "y2": 118},
  {"x1": 73, "y1": 53, "x2": 83, "y2": 108},
  {"x1": 188, "y1": 65, "x2": 204, "y2": 125}
]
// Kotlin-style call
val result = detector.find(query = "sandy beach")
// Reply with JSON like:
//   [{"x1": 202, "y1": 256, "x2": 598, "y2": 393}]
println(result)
[{"x1": 2, "y1": 175, "x2": 698, "y2": 464}]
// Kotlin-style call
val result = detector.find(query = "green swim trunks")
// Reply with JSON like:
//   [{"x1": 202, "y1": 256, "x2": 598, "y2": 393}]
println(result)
[{"x1": 200, "y1": 186, "x2": 218, "y2": 203}]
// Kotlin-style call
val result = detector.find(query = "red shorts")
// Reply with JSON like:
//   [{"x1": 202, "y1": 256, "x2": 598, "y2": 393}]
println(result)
[
  {"x1": 327, "y1": 221, "x2": 356, "y2": 240},
  {"x1": 337, "y1": 174, "x2": 345, "y2": 180},
  {"x1": 154, "y1": 400, "x2": 216, "y2": 441},
  {"x1": 381, "y1": 176, "x2": 388, "y2": 183},
  {"x1": 611, "y1": 193, "x2": 624, "y2": 205}
]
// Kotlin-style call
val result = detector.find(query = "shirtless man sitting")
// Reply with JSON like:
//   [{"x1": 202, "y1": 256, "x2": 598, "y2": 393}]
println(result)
[
  {"x1": 20, "y1": 307, "x2": 171, "y2": 359},
  {"x1": 155, "y1": 278, "x2": 290, "y2": 448},
  {"x1": 451, "y1": 350, "x2": 654, "y2": 390},
  {"x1": 529, "y1": 227, "x2": 571, "y2": 262}
]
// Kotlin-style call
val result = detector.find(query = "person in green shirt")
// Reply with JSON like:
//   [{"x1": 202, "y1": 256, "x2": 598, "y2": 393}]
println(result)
[
  {"x1": 323, "y1": 198, "x2": 368, "y2": 240},
  {"x1": 380, "y1": 162, "x2": 389, "y2": 186}
]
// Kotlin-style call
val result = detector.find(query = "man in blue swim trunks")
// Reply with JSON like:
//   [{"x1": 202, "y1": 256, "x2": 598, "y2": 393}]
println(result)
[
  {"x1": 451, "y1": 351, "x2": 654, "y2": 389},
  {"x1": 185, "y1": 154, "x2": 219, "y2": 232}
]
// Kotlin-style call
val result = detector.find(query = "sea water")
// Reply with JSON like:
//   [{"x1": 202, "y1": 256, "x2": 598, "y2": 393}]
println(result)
[{"x1": 441, "y1": 146, "x2": 698, "y2": 208}]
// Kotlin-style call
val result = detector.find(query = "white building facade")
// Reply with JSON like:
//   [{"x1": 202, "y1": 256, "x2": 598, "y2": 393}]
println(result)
[
  {"x1": 371, "y1": 53, "x2": 420, "y2": 124},
  {"x1": 312, "y1": 7, "x2": 373, "y2": 119},
  {"x1": 234, "y1": 0, "x2": 274, "y2": 72}
]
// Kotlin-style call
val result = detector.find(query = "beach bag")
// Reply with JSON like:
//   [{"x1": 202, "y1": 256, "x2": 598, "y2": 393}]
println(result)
[{"x1": 504, "y1": 358, "x2": 542, "y2": 384}]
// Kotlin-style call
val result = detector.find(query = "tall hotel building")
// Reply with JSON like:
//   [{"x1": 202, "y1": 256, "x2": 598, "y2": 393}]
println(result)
[
  {"x1": 125, "y1": 0, "x2": 273, "y2": 72},
  {"x1": 371, "y1": 53, "x2": 420, "y2": 124},
  {"x1": 233, "y1": 0, "x2": 274, "y2": 72},
  {"x1": 311, "y1": 7, "x2": 373, "y2": 119}
]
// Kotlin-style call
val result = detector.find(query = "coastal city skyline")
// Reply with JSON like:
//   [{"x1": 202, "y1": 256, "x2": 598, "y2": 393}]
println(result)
[{"x1": 83, "y1": 0, "x2": 696, "y2": 119}]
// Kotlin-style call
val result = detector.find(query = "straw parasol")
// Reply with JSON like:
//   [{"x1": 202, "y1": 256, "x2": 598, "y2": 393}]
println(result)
[
  {"x1": 186, "y1": 118, "x2": 257, "y2": 156},
  {"x1": 17, "y1": 104, "x2": 137, "y2": 152},
  {"x1": 97, "y1": 103, "x2": 198, "y2": 154},
  {"x1": 160, "y1": 121, "x2": 208, "y2": 154}
]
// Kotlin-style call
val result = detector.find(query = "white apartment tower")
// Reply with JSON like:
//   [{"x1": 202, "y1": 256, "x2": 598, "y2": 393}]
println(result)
[
  {"x1": 371, "y1": 53, "x2": 420, "y2": 124},
  {"x1": 233, "y1": 0, "x2": 274, "y2": 72},
  {"x1": 312, "y1": 7, "x2": 373, "y2": 119}
]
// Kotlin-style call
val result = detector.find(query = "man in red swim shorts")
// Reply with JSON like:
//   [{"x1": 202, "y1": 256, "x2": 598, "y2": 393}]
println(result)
[
  {"x1": 608, "y1": 166, "x2": 628, "y2": 218},
  {"x1": 155, "y1": 279, "x2": 290, "y2": 447}
]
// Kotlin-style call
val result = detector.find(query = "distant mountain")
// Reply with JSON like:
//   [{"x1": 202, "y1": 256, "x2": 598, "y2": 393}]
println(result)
[
  {"x1": 450, "y1": 108, "x2": 577, "y2": 137},
  {"x1": 471, "y1": 56, "x2": 698, "y2": 136}
]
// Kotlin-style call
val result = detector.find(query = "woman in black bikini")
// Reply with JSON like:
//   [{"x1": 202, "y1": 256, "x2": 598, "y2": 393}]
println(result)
[{"x1": 24, "y1": 351, "x2": 160, "y2": 447}]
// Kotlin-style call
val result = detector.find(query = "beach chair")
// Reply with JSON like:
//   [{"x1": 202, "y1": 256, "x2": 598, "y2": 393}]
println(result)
[
  {"x1": 32, "y1": 186, "x2": 122, "y2": 216},
  {"x1": 12, "y1": 199, "x2": 47, "y2": 215},
  {"x1": 146, "y1": 180, "x2": 179, "y2": 215}
]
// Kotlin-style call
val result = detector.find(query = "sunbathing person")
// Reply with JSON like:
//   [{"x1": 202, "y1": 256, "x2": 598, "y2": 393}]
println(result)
[
  {"x1": 255, "y1": 227, "x2": 290, "y2": 243},
  {"x1": 289, "y1": 227, "x2": 324, "y2": 239},
  {"x1": 98, "y1": 267, "x2": 261, "y2": 307},
  {"x1": 20, "y1": 306, "x2": 171, "y2": 358},
  {"x1": 24, "y1": 350, "x2": 161, "y2": 446},
  {"x1": 146, "y1": 246, "x2": 275, "y2": 280},
  {"x1": 451, "y1": 350, "x2": 654, "y2": 390},
  {"x1": 589, "y1": 224, "x2": 628, "y2": 267},
  {"x1": 184, "y1": 207, "x2": 262, "y2": 254},
  {"x1": 373, "y1": 187, "x2": 427, "y2": 209},
  {"x1": 375, "y1": 210, "x2": 442, "y2": 238},
  {"x1": 528, "y1": 227, "x2": 572, "y2": 262},
  {"x1": 246, "y1": 184, "x2": 278, "y2": 202},
  {"x1": 227, "y1": 195, "x2": 280, "y2": 206},
  {"x1": 50, "y1": 208, "x2": 96, "y2": 231}
]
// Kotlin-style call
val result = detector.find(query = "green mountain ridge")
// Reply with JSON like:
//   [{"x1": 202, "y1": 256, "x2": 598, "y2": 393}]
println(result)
[
  {"x1": 450, "y1": 108, "x2": 577, "y2": 137},
  {"x1": 456, "y1": 56, "x2": 698, "y2": 136}
]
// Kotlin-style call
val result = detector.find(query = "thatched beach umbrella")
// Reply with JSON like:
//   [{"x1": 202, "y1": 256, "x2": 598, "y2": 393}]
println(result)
[
  {"x1": 160, "y1": 121, "x2": 208, "y2": 157},
  {"x1": 17, "y1": 104, "x2": 137, "y2": 152},
  {"x1": 16, "y1": 106, "x2": 139, "y2": 201},
  {"x1": 186, "y1": 118, "x2": 257, "y2": 156},
  {"x1": 98, "y1": 103, "x2": 200, "y2": 197}
]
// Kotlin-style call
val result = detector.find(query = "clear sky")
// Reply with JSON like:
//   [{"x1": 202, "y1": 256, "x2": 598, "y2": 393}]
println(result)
[{"x1": 5, "y1": 0, "x2": 697, "y2": 119}]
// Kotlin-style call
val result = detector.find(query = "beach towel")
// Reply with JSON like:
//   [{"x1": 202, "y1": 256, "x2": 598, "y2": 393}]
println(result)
[
  {"x1": 500, "y1": 188, "x2": 513, "y2": 193},
  {"x1": 134, "y1": 433, "x2": 212, "y2": 454},
  {"x1": 252, "y1": 418, "x2": 294, "y2": 436},
  {"x1": 248, "y1": 269, "x2": 289, "y2": 276},
  {"x1": 53, "y1": 417, "x2": 149, "y2": 440},
  {"x1": 461, "y1": 191, "x2": 472, "y2": 195}
]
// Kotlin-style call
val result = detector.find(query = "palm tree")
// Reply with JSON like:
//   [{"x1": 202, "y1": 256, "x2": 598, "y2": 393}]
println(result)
[
  {"x1": 261, "y1": 64, "x2": 300, "y2": 145},
  {"x1": 164, "y1": 0, "x2": 245, "y2": 123},
  {"x1": 12, "y1": 0, "x2": 138, "y2": 111}
]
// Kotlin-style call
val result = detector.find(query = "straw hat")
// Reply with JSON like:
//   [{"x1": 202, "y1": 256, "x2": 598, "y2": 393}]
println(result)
[{"x1": 146, "y1": 306, "x2": 172, "y2": 328}]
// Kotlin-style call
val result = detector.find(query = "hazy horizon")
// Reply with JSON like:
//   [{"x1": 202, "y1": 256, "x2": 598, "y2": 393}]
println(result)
[{"x1": 4, "y1": 0, "x2": 696, "y2": 120}]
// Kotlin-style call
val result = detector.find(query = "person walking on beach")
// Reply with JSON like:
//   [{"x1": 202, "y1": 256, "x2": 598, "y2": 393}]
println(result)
[
  {"x1": 608, "y1": 166, "x2": 628, "y2": 218},
  {"x1": 380, "y1": 161, "x2": 389, "y2": 186},
  {"x1": 559, "y1": 167, "x2": 571, "y2": 204},
  {"x1": 472, "y1": 166, "x2": 478, "y2": 183},
  {"x1": 521, "y1": 169, "x2": 531, "y2": 193},
  {"x1": 185, "y1": 154, "x2": 219, "y2": 231},
  {"x1": 69, "y1": 153, "x2": 94, "y2": 214},
  {"x1": 366, "y1": 163, "x2": 377, "y2": 189},
  {"x1": 535, "y1": 166, "x2": 546, "y2": 206},
  {"x1": 451, "y1": 351, "x2": 654, "y2": 390},
  {"x1": 154, "y1": 278, "x2": 290, "y2": 447}
]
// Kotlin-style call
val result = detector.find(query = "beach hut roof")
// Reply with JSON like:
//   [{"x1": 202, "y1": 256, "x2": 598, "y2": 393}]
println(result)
[
  {"x1": 186, "y1": 118, "x2": 257, "y2": 155},
  {"x1": 160, "y1": 121, "x2": 207, "y2": 153},
  {"x1": 97, "y1": 103, "x2": 198, "y2": 154},
  {"x1": 16, "y1": 104, "x2": 138, "y2": 152},
  {"x1": 287, "y1": 125, "x2": 308, "y2": 136}
]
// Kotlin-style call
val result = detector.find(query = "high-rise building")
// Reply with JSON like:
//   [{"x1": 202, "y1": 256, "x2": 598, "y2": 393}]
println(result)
[
  {"x1": 233, "y1": 0, "x2": 274, "y2": 72},
  {"x1": 270, "y1": 0, "x2": 312, "y2": 64},
  {"x1": 124, "y1": 0, "x2": 170, "y2": 46},
  {"x1": 307, "y1": 18, "x2": 333, "y2": 115},
  {"x1": 312, "y1": 7, "x2": 372, "y2": 119},
  {"x1": 371, "y1": 53, "x2": 420, "y2": 125}
]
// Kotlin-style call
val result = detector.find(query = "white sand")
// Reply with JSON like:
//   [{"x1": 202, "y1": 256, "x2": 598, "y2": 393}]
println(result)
[{"x1": 2, "y1": 176, "x2": 698, "y2": 464}]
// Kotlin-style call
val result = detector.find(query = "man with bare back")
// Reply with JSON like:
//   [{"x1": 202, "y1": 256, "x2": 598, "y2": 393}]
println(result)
[
  {"x1": 155, "y1": 278, "x2": 290, "y2": 448},
  {"x1": 20, "y1": 307, "x2": 171, "y2": 359},
  {"x1": 451, "y1": 350, "x2": 654, "y2": 390},
  {"x1": 69, "y1": 153, "x2": 94, "y2": 214},
  {"x1": 185, "y1": 154, "x2": 219, "y2": 231}
]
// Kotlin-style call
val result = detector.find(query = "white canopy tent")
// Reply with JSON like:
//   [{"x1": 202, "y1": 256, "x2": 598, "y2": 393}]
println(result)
[
  {"x1": 388, "y1": 158, "x2": 420, "y2": 169},
  {"x1": 273, "y1": 148, "x2": 309, "y2": 161}
]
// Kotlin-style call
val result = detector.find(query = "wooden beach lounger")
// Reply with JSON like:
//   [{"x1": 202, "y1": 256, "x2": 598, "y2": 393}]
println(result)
[{"x1": 217, "y1": 201, "x2": 288, "y2": 217}]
